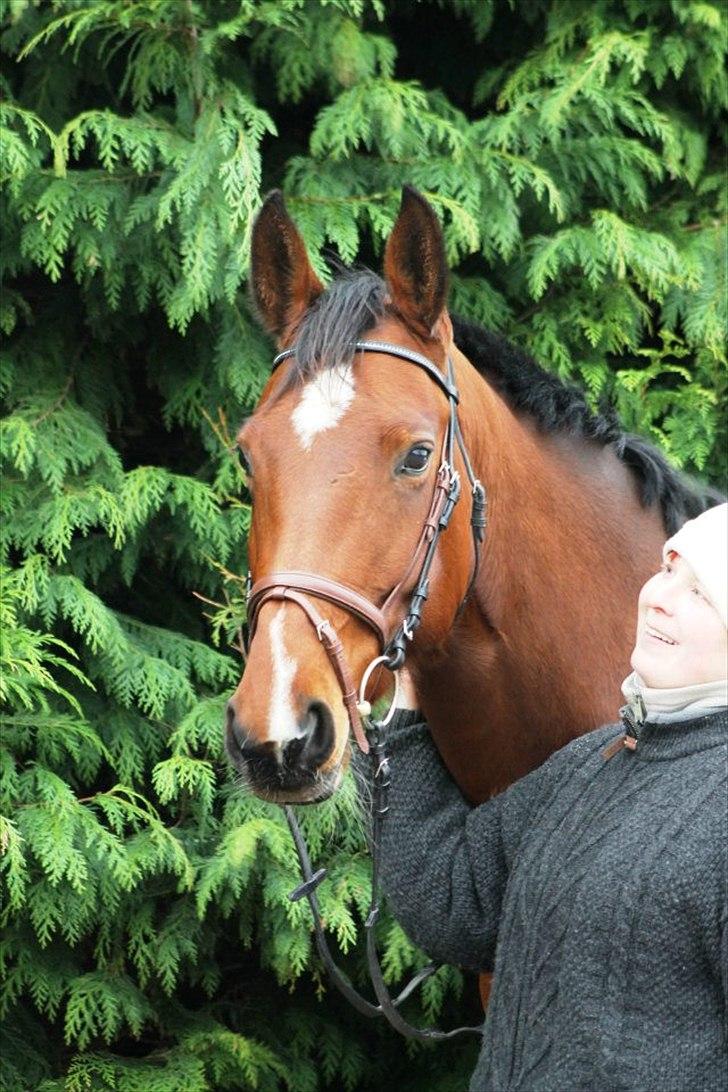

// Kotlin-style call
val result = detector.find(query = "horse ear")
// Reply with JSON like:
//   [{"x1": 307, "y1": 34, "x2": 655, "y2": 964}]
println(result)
[
  {"x1": 384, "y1": 186, "x2": 449, "y2": 338},
  {"x1": 250, "y1": 191, "x2": 324, "y2": 342}
]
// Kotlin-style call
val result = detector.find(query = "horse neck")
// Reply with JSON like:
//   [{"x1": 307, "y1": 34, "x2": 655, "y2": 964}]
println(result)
[
  {"x1": 414, "y1": 347, "x2": 664, "y2": 802},
  {"x1": 451, "y1": 348, "x2": 592, "y2": 630}
]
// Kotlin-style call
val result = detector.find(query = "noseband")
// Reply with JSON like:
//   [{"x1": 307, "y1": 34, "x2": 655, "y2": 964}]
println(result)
[
  {"x1": 243, "y1": 339, "x2": 487, "y2": 1041},
  {"x1": 246, "y1": 340, "x2": 487, "y2": 753}
]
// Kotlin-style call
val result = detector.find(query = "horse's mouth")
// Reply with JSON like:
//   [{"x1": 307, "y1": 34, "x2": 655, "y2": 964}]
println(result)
[
  {"x1": 253, "y1": 773, "x2": 342, "y2": 808},
  {"x1": 257, "y1": 776, "x2": 341, "y2": 805},
  {"x1": 224, "y1": 720, "x2": 348, "y2": 804},
  {"x1": 236, "y1": 763, "x2": 344, "y2": 806}
]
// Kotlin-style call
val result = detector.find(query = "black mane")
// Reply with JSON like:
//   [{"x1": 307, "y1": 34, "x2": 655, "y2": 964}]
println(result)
[
  {"x1": 277, "y1": 268, "x2": 717, "y2": 533},
  {"x1": 451, "y1": 316, "x2": 718, "y2": 534}
]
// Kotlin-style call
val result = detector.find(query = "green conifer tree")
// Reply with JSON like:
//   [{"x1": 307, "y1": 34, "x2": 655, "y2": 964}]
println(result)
[{"x1": 1, "y1": 1, "x2": 725, "y2": 1089}]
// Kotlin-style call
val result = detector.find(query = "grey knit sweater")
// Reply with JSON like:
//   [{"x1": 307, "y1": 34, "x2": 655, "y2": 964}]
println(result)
[{"x1": 374, "y1": 709, "x2": 728, "y2": 1091}]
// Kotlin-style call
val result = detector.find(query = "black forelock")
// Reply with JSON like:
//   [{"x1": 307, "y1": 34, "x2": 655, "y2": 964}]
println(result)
[{"x1": 274, "y1": 268, "x2": 387, "y2": 394}]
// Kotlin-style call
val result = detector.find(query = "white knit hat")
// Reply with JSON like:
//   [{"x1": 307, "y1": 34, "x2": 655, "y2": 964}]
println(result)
[{"x1": 663, "y1": 502, "x2": 728, "y2": 628}]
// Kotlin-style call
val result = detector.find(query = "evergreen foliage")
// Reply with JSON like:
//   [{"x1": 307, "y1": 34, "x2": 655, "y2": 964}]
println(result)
[{"x1": 1, "y1": 0, "x2": 725, "y2": 1088}]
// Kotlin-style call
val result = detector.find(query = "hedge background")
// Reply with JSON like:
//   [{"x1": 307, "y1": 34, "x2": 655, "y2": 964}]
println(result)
[{"x1": 1, "y1": 1, "x2": 725, "y2": 1089}]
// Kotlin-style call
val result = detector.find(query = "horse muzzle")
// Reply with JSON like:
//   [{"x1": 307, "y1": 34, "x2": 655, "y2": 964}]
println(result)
[{"x1": 225, "y1": 698, "x2": 344, "y2": 803}]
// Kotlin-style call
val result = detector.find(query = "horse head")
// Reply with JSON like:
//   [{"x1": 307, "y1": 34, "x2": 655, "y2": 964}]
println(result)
[{"x1": 225, "y1": 188, "x2": 479, "y2": 803}]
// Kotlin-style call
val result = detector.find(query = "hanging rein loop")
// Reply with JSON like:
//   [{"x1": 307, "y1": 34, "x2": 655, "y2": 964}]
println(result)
[
  {"x1": 246, "y1": 339, "x2": 487, "y2": 1041},
  {"x1": 285, "y1": 656, "x2": 483, "y2": 1042}
]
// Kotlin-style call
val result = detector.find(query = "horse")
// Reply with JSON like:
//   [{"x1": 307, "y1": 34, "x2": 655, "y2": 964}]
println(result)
[{"x1": 225, "y1": 185, "x2": 709, "y2": 811}]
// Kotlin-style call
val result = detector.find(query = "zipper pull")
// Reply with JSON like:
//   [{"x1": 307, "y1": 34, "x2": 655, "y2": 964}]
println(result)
[
  {"x1": 620, "y1": 694, "x2": 646, "y2": 751},
  {"x1": 604, "y1": 696, "x2": 646, "y2": 760}
]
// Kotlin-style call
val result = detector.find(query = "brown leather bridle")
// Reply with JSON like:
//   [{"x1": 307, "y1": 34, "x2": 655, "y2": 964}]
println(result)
[
  {"x1": 245, "y1": 339, "x2": 487, "y2": 754},
  {"x1": 242, "y1": 339, "x2": 488, "y2": 1042}
]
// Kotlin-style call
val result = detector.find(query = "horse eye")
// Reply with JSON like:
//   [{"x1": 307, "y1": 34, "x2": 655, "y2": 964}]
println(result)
[{"x1": 400, "y1": 445, "x2": 432, "y2": 475}]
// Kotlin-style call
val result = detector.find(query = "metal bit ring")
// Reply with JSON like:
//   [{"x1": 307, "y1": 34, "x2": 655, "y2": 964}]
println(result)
[{"x1": 357, "y1": 654, "x2": 401, "y2": 726}]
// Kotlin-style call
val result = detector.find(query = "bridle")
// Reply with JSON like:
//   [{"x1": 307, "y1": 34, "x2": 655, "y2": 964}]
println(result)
[
  {"x1": 246, "y1": 340, "x2": 487, "y2": 753},
  {"x1": 243, "y1": 340, "x2": 487, "y2": 1040}
]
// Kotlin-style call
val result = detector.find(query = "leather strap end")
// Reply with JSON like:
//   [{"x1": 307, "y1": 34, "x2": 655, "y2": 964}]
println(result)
[{"x1": 602, "y1": 733, "x2": 635, "y2": 760}]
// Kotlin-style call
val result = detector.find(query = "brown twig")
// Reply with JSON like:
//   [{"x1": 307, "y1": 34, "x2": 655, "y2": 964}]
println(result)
[
  {"x1": 192, "y1": 590, "x2": 225, "y2": 609},
  {"x1": 32, "y1": 373, "x2": 74, "y2": 425},
  {"x1": 200, "y1": 405, "x2": 249, "y2": 488},
  {"x1": 683, "y1": 219, "x2": 727, "y2": 233}
]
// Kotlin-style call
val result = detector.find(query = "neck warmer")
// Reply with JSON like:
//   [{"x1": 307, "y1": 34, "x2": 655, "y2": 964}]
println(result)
[{"x1": 621, "y1": 670, "x2": 728, "y2": 723}]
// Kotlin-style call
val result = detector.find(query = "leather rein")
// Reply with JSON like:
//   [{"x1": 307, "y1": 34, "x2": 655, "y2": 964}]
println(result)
[{"x1": 244, "y1": 340, "x2": 487, "y2": 1040}]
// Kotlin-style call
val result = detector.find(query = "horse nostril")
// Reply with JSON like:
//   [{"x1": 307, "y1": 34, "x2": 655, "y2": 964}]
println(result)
[
  {"x1": 226, "y1": 701, "x2": 248, "y2": 752},
  {"x1": 225, "y1": 698, "x2": 336, "y2": 791},
  {"x1": 297, "y1": 700, "x2": 335, "y2": 768}
]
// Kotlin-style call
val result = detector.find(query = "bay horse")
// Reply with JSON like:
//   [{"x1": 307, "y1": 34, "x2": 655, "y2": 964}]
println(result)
[{"x1": 226, "y1": 185, "x2": 708, "y2": 810}]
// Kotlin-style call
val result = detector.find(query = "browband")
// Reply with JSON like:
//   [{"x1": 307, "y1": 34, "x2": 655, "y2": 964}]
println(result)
[{"x1": 272, "y1": 340, "x2": 459, "y2": 403}]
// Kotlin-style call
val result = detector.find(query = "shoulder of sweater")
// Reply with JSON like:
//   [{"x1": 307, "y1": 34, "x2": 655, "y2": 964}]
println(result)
[
  {"x1": 388, "y1": 709, "x2": 425, "y2": 732},
  {"x1": 497, "y1": 725, "x2": 621, "y2": 811},
  {"x1": 543, "y1": 723, "x2": 623, "y2": 767}
]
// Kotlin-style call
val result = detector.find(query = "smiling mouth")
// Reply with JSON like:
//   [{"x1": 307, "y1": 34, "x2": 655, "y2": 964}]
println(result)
[{"x1": 645, "y1": 624, "x2": 677, "y2": 646}]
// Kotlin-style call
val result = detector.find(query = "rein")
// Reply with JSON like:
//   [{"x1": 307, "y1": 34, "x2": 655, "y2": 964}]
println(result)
[{"x1": 245, "y1": 340, "x2": 487, "y2": 1040}]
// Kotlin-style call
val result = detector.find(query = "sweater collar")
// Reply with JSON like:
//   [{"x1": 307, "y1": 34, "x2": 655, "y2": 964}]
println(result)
[{"x1": 618, "y1": 703, "x2": 727, "y2": 760}]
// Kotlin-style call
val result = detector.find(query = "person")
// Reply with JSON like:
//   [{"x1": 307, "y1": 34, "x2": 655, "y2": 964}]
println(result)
[{"x1": 373, "y1": 502, "x2": 727, "y2": 1092}]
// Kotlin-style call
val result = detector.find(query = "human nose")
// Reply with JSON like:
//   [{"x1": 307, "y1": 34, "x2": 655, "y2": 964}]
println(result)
[{"x1": 645, "y1": 573, "x2": 675, "y2": 616}]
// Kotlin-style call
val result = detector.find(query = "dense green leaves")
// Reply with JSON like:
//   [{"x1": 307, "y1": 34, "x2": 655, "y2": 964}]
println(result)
[{"x1": 1, "y1": 0, "x2": 725, "y2": 1088}]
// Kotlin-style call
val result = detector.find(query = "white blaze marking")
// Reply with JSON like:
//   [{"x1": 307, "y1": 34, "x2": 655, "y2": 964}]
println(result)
[
  {"x1": 292, "y1": 366, "x2": 356, "y2": 451},
  {"x1": 269, "y1": 609, "x2": 300, "y2": 743}
]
